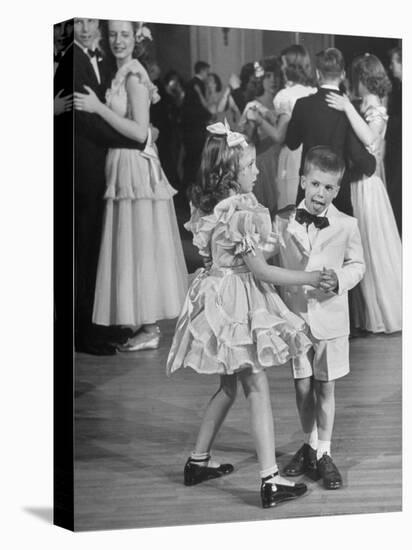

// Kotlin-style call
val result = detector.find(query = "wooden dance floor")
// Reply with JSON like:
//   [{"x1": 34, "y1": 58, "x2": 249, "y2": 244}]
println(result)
[{"x1": 74, "y1": 325, "x2": 402, "y2": 531}]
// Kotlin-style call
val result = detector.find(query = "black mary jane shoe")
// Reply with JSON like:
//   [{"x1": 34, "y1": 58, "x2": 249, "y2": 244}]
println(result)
[
  {"x1": 183, "y1": 456, "x2": 234, "y2": 486},
  {"x1": 260, "y1": 474, "x2": 307, "y2": 508}
]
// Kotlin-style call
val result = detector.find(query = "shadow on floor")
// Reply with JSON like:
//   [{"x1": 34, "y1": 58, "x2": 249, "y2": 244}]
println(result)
[{"x1": 23, "y1": 506, "x2": 53, "y2": 524}]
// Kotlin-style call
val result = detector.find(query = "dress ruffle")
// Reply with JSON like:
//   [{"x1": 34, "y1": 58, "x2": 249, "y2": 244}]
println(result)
[
  {"x1": 168, "y1": 193, "x2": 311, "y2": 375},
  {"x1": 184, "y1": 194, "x2": 272, "y2": 258},
  {"x1": 166, "y1": 267, "x2": 311, "y2": 375},
  {"x1": 105, "y1": 58, "x2": 160, "y2": 106}
]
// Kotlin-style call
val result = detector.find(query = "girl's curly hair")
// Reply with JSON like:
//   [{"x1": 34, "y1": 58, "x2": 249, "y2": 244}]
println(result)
[
  {"x1": 281, "y1": 44, "x2": 314, "y2": 86},
  {"x1": 350, "y1": 54, "x2": 392, "y2": 98},
  {"x1": 189, "y1": 134, "x2": 250, "y2": 214}
]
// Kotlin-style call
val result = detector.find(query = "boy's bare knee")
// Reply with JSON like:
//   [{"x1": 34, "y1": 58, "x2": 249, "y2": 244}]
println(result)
[
  {"x1": 294, "y1": 376, "x2": 313, "y2": 396},
  {"x1": 315, "y1": 379, "x2": 335, "y2": 400}
]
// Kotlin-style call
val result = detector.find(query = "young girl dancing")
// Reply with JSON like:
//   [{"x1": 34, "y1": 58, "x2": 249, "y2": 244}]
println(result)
[
  {"x1": 326, "y1": 53, "x2": 401, "y2": 333},
  {"x1": 166, "y1": 121, "x2": 323, "y2": 508}
]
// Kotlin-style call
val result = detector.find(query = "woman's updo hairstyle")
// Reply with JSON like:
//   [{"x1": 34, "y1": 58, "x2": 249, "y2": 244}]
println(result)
[
  {"x1": 281, "y1": 44, "x2": 314, "y2": 86},
  {"x1": 350, "y1": 53, "x2": 392, "y2": 98}
]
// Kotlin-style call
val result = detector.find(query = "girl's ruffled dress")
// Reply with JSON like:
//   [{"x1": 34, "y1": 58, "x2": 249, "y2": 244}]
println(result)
[
  {"x1": 92, "y1": 59, "x2": 188, "y2": 327},
  {"x1": 166, "y1": 193, "x2": 311, "y2": 375}
]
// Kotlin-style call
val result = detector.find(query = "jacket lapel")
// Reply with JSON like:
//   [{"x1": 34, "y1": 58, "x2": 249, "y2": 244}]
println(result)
[
  {"x1": 284, "y1": 203, "x2": 344, "y2": 257},
  {"x1": 285, "y1": 212, "x2": 311, "y2": 257},
  {"x1": 311, "y1": 203, "x2": 342, "y2": 251}
]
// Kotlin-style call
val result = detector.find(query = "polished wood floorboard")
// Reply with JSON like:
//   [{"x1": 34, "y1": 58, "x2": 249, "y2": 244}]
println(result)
[{"x1": 74, "y1": 326, "x2": 402, "y2": 531}]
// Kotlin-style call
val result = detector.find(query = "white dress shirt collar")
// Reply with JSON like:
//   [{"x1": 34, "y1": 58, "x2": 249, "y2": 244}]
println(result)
[{"x1": 320, "y1": 84, "x2": 340, "y2": 91}]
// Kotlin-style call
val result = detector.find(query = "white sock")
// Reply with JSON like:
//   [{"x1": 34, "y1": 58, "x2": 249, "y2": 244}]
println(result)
[
  {"x1": 303, "y1": 427, "x2": 318, "y2": 451},
  {"x1": 190, "y1": 451, "x2": 209, "y2": 466},
  {"x1": 190, "y1": 451, "x2": 221, "y2": 468},
  {"x1": 260, "y1": 465, "x2": 279, "y2": 480},
  {"x1": 317, "y1": 440, "x2": 331, "y2": 460}
]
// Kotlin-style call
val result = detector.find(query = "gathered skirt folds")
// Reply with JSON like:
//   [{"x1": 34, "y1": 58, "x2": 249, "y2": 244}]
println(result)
[
  {"x1": 93, "y1": 148, "x2": 188, "y2": 327},
  {"x1": 166, "y1": 267, "x2": 311, "y2": 376},
  {"x1": 351, "y1": 175, "x2": 402, "y2": 333}
]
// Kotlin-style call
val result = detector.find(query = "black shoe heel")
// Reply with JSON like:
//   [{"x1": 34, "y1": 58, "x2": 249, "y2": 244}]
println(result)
[
  {"x1": 183, "y1": 457, "x2": 234, "y2": 486},
  {"x1": 260, "y1": 476, "x2": 307, "y2": 508}
]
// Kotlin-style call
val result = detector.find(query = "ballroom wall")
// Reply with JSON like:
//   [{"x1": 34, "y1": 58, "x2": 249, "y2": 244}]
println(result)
[{"x1": 150, "y1": 22, "x2": 399, "y2": 84}]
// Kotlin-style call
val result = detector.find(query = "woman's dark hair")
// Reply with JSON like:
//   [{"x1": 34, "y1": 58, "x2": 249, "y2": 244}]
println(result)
[
  {"x1": 350, "y1": 54, "x2": 392, "y2": 98},
  {"x1": 255, "y1": 56, "x2": 282, "y2": 97},
  {"x1": 208, "y1": 72, "x2": 222, "y2": 93},
  {"x1": 189, "y1": 134, "x2": 249, "y2": 214},
  {"x1": 281, "y1": 44, "x2": 314, "y2": 86},
  {"x1": 239, "y1": 62, "x2": 256, "y2": 90}
]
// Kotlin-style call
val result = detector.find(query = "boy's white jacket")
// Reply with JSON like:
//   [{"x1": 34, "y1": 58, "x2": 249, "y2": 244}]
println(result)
[{"x1": 273, "y1": 203, "x2": 365, "y2": 340}]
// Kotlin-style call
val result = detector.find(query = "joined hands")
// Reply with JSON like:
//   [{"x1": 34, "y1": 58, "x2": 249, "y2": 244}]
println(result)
[{"x1": 318, "y1": 267, "x2": 338, "y2": 292}]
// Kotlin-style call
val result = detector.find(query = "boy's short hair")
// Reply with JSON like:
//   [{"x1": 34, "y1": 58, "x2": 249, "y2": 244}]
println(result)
[
  {"x1": 303, "y1": 146, "x2": 345, "y2": 183},
  {"x1": 316, "y1": 48, "x2": 345, "y2": 79},
  {"x1": 194, "y1": 60, "x2": 210, "y2": 74}
]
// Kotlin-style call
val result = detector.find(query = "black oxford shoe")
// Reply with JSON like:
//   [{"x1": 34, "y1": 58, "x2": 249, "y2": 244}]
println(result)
[
  {"x1": 283, "y1": 443, "x2": 319, "y2": 480},
  {"x1": 317, "y1": 453, "x2": 342, "y2": 489}
]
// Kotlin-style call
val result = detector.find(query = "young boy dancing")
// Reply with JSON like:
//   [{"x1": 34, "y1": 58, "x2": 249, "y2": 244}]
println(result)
[{"x1": 274, "y1": 146, "x2": 365, "y2": 489}]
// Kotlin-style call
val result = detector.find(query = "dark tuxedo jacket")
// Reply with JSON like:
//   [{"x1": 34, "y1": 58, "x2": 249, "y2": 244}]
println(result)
[
  {"x1": 54, "y1": 43, "x2": 145, "y2": 196},
  {"x1": 181, "y1": 76, "x2": 211, "y2": 134},
  {"x1": 286, "y1": 87, "x2": 376, "y2": 214}
]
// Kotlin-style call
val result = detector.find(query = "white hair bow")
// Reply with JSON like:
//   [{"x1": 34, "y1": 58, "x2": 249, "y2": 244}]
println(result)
[{"x1": 206, "y1": 118, "x2": 247, "y2": 148}]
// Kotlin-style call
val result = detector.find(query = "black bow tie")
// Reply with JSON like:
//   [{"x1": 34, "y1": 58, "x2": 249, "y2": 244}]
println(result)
[
  {"x1": 87, "y1": 48, "x2": 101, "y2": 59},
  {"x1": 295, "y1": 208, "x2": 329, "y2": 230}
]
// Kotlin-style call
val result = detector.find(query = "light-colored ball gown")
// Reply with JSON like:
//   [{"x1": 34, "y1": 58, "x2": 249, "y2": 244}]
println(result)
[
  {"x1": 93, "y1": 59, "x2": 188, "y2": 327},
  {"x1": 351, "y1": 97, "x2": 401, "y2": 333}
]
